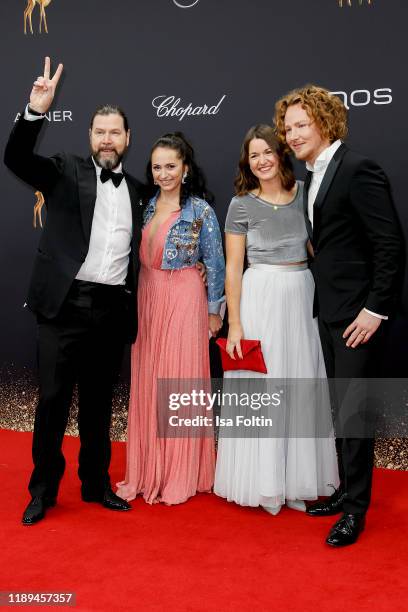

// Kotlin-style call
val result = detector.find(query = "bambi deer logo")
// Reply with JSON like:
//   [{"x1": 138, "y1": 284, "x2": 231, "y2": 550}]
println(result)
[
  {"x1": 24, "y1": 0, "x2": 52, "y2": 34},
  {"x1": 338, "y1": 0, "x2": 372, "y2": 6}
]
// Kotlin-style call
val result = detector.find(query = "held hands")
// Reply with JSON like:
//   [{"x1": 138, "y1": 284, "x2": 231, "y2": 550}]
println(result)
[
  {"x1": 343, "y1": 309, "x2": 382, "y2": 348},
  {"x1": 226, "y1": 322, "x2": 244, "y2": 359},
  {"x1": 209, "y1": 314, "x2": 222, "y2": 338},
  {"x1": 29, "y1": 56, "x2": 63, "y2": 114},
  {"x1": 196, "y1": 261, "x2": 208, "y2": 286}
]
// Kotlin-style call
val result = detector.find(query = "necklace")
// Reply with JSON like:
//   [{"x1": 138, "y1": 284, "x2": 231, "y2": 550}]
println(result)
[{"x1": 256, "y1": 188, "x2": 283, "y2": 210}]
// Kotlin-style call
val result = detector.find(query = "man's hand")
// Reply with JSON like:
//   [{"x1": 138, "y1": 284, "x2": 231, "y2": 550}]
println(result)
[
  {"x1": 209, "y1": 314, "x2": 222, "y2": 337},
  {"x1": 343, "y1": 309, "x2": 382, "y2": 348},
  {"x1": 196, "y1": 262, "x2": 207, "y2": 286},
  {"x1": 29, "y1": 56, "x2": 63, "y2": 114}
]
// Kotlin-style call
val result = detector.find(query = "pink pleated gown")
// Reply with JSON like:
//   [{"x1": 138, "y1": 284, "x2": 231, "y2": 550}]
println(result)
[{"x1": 116, "y1": 212, "x2": 215, "y2": 504}]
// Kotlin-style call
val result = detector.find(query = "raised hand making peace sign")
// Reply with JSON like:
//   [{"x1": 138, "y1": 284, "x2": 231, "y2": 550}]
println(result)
[{"x1": 29, "y1": 56, "x2": 63, "y2": 114}]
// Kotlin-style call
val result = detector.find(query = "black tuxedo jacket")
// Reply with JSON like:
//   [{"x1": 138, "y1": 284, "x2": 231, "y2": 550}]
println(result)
[
  {"x1": 304, "y1": 143, "x2": 404, "y2": 322},
  {"x1": 4, "y1": 115, "x2": 143, "y2": 342}
]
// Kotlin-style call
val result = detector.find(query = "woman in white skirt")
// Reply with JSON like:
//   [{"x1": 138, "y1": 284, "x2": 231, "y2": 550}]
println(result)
[{"x1": 214, "y1": 125, "x2": 339, "y2": 515}]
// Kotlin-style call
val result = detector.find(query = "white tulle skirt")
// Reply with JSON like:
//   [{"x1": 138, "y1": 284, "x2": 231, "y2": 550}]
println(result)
[{"x1": 214, "y1": 263, "x2": 339, "y2": 508}]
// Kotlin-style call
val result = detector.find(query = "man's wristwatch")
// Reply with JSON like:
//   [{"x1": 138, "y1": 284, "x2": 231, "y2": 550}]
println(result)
[{"x1": 27, "y1": 105, "x2": 45, "y2": 116}]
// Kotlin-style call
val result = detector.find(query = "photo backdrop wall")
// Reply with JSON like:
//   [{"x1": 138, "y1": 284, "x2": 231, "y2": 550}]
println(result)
[{"x1": 1, "y1": 1, "x2": 407, "y2": 465}]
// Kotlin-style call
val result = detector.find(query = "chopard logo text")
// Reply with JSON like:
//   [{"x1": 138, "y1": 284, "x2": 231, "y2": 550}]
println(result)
[{"x1": 152, "y1": 95, "x2": 226, "y2": 122}]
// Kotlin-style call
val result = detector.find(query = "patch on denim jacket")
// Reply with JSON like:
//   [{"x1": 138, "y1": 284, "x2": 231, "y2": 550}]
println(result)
[
  {"x1": 165, "y1": 248, "x2": 177, "y2": 260},
  {"x1": 191, "y1": 218, "x2": 203, "y2": 238}
]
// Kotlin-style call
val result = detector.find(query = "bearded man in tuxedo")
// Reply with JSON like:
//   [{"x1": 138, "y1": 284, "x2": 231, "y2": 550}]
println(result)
[
  {"x1": 4, "y1": 57, "x2": 144, "y2": 524},
  {"x1": 274, "y1": 85, "x2": 404, "y2": 546}
]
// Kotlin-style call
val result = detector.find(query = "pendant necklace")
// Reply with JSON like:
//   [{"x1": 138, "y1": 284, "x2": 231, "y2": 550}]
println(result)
[{"x1": 258, "y1": 188, "x2": 283, "y2": 210}]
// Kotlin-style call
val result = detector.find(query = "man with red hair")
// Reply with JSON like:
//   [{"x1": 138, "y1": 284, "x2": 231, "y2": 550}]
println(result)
[{"x1": 275, "y1": 85, "x2": 403, "y2": 546}]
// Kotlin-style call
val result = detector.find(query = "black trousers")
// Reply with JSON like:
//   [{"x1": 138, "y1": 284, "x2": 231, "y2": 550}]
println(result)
[
  {"x1": 318, "y1": 317, "x2": 386, "y2": 515},
  {"x1": 29, "y1": 280, "x2": 129, "y2": 500}
]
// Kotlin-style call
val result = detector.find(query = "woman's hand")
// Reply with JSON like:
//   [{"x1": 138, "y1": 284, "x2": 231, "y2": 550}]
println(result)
[
  {"x1": 226, "y1": 322, "x2": 244, "y2": 359},
  {"x1": 209, "y1": 314, "x2": 222, "y2": 337}
]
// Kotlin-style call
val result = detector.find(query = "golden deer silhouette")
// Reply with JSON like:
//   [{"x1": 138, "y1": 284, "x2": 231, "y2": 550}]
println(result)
[
  {"x1": 24, "y1": 0, "x2": 52, "y2": 34},
  {"x1": 338, "y1": 0, "x2": 372, "y2": 6}
]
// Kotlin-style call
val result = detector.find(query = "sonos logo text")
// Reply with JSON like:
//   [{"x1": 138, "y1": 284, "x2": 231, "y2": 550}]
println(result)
[
  {"x1": 173, "y1": 0, "x2": 200, "y2": 8},
  {"x1": 331, "y1": 88, "x2": 392, "y2": 110}
]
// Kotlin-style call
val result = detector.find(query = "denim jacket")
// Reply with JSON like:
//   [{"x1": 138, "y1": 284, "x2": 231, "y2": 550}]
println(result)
[{"x1": 143, "y1": 193, "x2": 225, "y2": 314}]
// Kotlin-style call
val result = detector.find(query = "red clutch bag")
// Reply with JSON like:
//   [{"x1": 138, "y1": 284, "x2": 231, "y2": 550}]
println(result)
[{"x1": 216, "y1": 338, "x2": 267, "y2": 374}]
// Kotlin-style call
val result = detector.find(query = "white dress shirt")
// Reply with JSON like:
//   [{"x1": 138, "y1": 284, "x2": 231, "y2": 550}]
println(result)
[
  {"x1": 24, "y1": 105, "x2": 133, "y2": 285},
  {"x1": 306, "y1": 139, "x2": 342, "y2": 226},
  {"x1": 76, "y1": 160, "x2": 133, "y2": 285},
  {"x1": 306, "y1": 139, "x2": 386, "y2": 320}
]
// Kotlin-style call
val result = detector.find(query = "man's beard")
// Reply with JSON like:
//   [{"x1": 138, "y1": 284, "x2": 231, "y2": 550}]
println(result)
[{"x1": 93, "y1": 148, "x2": 124, "y2": 170}]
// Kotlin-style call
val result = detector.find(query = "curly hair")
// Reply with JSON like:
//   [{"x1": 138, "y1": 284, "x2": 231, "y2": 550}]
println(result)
[
  {"x1": 234, "y1": 124, "x2": 295, "y2": 196},
  {"x1": 144, "y1": 132, "x2": 213, "y2": 207},
  {"x1": 274, "y1": 85, "x2": 348, "y2": 148}
]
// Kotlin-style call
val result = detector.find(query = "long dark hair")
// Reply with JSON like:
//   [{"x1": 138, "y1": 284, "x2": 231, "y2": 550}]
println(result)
[
  {"x1": 234, "y1": 124, "x2": 295, "y2": 196},
  {"x1": 144, "y1": 132, "x2": 213, "y2": 207}
]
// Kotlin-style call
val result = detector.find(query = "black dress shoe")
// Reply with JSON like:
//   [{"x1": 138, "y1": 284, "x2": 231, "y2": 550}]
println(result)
[
  {"x1": 22, "y1": 496, "x2": 56, "y2": 526},
  {"x1": 82, "y1": 487, "x2": 131, "y2": 511},
  {"x1": 306, "y1": 488, "x2": 346, "y2": 517},
  {"x1": 326, "y1": 513, "x2": 365, "y2": 547}
]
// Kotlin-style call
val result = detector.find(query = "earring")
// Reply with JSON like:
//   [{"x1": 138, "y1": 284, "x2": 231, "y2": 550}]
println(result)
[{"x1": 182, "y1": 171, "x2": 188, "y2": 184}]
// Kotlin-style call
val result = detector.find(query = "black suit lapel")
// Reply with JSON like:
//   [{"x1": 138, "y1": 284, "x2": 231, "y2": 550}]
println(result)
[
  {"x1": 125, "y1": 175, "x2": 143, "y2": 248},
  {"x1": 124, "y1": 174, "x2": 143, "y2": 292},
  {"x1": 313, "y1": 143, "x2": 347, "y2": 212},
  {"x1": 77, "y1": 157, "x2": 97, "y2": 244},
  {"x1": 303, "y1": 171, "x2": 313, "y2": 241}
]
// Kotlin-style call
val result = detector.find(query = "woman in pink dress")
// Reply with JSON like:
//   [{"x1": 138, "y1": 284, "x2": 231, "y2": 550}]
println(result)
[{"x1": 117, "y1": 133, "x2": 225, "y2": 505}]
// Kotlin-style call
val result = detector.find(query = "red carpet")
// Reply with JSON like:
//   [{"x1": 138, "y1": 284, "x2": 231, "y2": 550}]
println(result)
[{"x1": 0, "y1": 429, "x2": 407, "y2": 611}]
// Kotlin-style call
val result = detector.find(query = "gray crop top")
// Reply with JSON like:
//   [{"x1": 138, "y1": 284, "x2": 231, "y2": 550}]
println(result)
[{"x1": 225, "y1": 181, "x2": 308, "y2": 264}]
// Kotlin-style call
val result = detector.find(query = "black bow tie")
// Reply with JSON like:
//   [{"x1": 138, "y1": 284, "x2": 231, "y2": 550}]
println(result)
[{"x1": 100, "y1": 167, "x2": 124, "y2": 188}]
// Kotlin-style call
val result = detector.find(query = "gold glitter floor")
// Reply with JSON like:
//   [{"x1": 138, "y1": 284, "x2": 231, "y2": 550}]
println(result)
[{"x1": 1, "y1": 366, "x2": 407, "y2": 470}]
